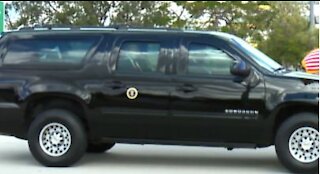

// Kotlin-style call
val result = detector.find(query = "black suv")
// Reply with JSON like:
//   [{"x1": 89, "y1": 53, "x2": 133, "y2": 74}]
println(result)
[{"x1": 0, "y1": 25, "x2": 318, "y2": 173}]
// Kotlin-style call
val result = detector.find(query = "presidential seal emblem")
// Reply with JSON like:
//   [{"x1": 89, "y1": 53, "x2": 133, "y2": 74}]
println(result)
[{"x1": 126, "y1": 87, "x2": 138, "y2": 99}]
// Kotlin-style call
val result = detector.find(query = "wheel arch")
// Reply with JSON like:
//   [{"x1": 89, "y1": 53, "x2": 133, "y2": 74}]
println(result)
[
  {"x1": 272, "y1": 101, "x2": 319, "y2": 143},
  {"x1": 22, "y1": 92, "x2": 91, "y2": 136}
]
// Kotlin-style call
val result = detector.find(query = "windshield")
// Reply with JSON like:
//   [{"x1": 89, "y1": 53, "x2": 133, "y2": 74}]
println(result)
[{"x1": 230, "y1": 36, "x2": 283, "y2": 72}]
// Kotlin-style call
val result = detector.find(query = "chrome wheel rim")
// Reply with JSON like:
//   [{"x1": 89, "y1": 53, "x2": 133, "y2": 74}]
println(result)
[
  {"x1": 39, "y1": 123, "x2": 72, "y2": 157},
  {"x1": 289, "y1": 127, "x2": 319, "y2": 163}
]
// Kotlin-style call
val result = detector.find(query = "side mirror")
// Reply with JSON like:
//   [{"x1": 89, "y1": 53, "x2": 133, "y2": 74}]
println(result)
[{"x1": 230, "y1": 60, "x2": 251, "y2": 77}]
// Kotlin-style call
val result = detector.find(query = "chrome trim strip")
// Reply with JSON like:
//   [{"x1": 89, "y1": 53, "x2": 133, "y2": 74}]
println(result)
[
  {"x1": 0, "y1": 103, "x2": 20, "y2": 109},
  {"x1": 80, "y1": 28, "x2": 116, "y2": 31},
  {"x1": 127, "y1": 29, "x2": 167, "y2": 32},
  {"x1": 51, "y1": 28, "x2": 71, "y2": 31}
]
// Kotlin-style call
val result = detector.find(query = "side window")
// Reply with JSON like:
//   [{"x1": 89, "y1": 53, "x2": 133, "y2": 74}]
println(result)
[
  {"x1": 187, "y1": 43, "x2": 234, "y2": 76},
  {"x1": 3, "y1": 37, "x2": 98, "y2": 65},
  {"x1": 116, "y1": 42, "x2": 161, "y2": 74}
]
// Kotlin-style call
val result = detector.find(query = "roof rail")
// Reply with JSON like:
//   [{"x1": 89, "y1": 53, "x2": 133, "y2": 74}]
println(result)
[
  {"x1": 112, "y1": 24, "x2": 182, "y2": 31},
  {"x1": 13, "y1": 24, "x2": 182, "y2": 32},
  {"x1": 16, "y1": 24, "x2": 116, "y2": 31}
]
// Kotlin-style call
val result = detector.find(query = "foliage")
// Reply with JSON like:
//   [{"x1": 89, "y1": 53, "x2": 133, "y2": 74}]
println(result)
[{"x1": 258, "y1": 1, "x2": 319, "y2": 65}]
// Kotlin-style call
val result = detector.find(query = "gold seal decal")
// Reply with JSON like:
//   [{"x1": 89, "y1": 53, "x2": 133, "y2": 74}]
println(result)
[{"x1": 126, "y1": 87, "x2": 138, "y2": 99}]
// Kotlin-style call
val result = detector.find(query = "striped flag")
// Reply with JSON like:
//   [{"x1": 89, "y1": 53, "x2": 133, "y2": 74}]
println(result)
[{"x1": 301, "y1": 48, "x2": 319, "y2": 74}]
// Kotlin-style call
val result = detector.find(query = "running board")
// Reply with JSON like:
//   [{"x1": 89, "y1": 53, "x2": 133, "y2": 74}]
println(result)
[{"x1": 101, "y1": 137, "x2": 259, "y2": 149}]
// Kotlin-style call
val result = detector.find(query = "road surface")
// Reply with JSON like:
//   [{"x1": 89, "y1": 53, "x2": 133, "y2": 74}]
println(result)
[{"x1": 0, "y1": 135, "x2": 290, "y2": 174}]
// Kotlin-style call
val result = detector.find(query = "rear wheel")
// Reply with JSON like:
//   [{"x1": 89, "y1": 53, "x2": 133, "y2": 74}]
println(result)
[
  {"x1": 28, "y1": 109, "x2": 87, "y2": 167},
  {"x1": 275, "y1": 112, "x2": 319, "y2": 174},
  {"x1": 87, "y1": 142, "x2": 115, "y2": 153}
]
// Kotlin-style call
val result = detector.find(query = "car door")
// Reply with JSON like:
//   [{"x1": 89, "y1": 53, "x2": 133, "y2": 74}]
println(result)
[
  {"x1": 169, "y1": 35, "x2": 267, "y2": 144},
  {"x1": 94, "y1": 33, "x2": 177, "y2": 140}
]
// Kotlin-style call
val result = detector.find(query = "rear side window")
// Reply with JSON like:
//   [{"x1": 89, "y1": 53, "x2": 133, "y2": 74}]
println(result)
[
  {"x1": 187, "y1": 43, "x2": 234, "y2": 76},
  {"x1": 3, "y1": 37, "x2": 98, "y2": 65},
  {"x1": 116, "y1": 42, "x2": 161, "y2": 74}
]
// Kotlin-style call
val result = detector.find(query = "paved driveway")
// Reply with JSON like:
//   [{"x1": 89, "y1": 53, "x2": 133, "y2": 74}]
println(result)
[{"x1": 0, "y1": 135, "x2": 290, "y2": 174}]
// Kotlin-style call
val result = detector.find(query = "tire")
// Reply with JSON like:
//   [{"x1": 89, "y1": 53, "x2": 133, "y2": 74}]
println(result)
[
  {"x1": 275, "y1": 112, "x2": 319, "y2": 174},
  {"x1": 28, "y1": 109, "x2": 87, "y2": 167},
  {"x1": 87, "y1": 142, "x2": 115, "y2": 153}
]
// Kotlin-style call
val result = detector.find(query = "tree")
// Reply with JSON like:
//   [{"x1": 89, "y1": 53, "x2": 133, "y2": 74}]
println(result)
[
  {"x1": 258, "y1": 1, "x2": 319, "y2": 65},
  {"x1": 175, "y1": 1, "x2": 275, "y2": 40},
  {"x1": 5, "y1": 1, "x2": 172, "y2": 28},
  {"x1": 110, "y1": 1, "x2": 171, "y2": 27},
  {"x1": 5, "y1": 1, "x2": 116, "y2": 28}
]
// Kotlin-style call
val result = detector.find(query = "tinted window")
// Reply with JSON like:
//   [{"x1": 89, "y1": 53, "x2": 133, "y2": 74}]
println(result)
[
  {"x1": 187, "y1": 43, "x2": 234, "y2": 76},
  {"x1": 4, "y1": 37, "x2": 98, "y2": 65},
  {"x1": 116, "y1": 42, "x2": 161, "y2": 73}
]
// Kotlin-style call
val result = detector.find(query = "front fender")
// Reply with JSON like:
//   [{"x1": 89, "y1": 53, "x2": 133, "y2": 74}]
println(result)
[{"x1": 266, "y1": 89, "x2": 318, "y2": 112}]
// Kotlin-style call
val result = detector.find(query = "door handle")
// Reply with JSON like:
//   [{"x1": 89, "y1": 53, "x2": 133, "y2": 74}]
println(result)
[{"x1": 176, "y1": 84, "x2": 197, "y2": 93}]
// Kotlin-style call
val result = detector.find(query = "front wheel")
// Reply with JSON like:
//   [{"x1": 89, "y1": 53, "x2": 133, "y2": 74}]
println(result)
[
  {"x1": 275, "y1": 112, "x2": 319, "y2": 174},
  {"x1": 28, "y1": 109, "x2": 87, "y2": 167}
]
